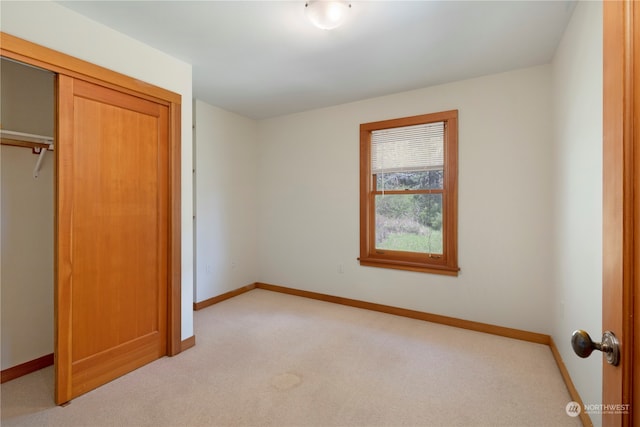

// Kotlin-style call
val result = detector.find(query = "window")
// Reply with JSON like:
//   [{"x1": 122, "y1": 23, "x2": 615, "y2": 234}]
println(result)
[{"x1": 359, "y1": 110, "x2": 459, "y2": 275}]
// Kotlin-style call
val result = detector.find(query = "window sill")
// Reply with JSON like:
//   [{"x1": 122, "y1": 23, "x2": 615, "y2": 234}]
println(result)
[{"x1": 358, "y1": 257, "x2": 459, "y2": 276}]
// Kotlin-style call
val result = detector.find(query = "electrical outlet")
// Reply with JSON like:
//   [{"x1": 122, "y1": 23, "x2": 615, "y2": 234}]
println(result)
[{"x1": 338, "y1": 264, "x2": 344, "y2": 274}]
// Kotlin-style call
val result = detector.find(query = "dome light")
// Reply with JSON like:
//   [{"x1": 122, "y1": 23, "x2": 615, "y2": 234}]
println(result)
[{"x1": 305, "y1": 1, "x2": 351, "y2": 30}]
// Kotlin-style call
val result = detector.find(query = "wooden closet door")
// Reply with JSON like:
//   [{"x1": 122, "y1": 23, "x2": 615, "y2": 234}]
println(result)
[{"x1": 56, "y1": 75, "x2": 169, "y2": 404}]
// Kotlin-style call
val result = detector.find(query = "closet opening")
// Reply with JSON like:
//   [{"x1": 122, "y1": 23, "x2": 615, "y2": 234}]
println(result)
[{"x1": 1, "y1": 57, "x2": 56, "y2": 382}]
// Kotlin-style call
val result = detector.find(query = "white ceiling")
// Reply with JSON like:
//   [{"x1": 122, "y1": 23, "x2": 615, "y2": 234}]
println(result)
[{"x1": 56, "y1": 1, "x2": 576, "y2": 120}]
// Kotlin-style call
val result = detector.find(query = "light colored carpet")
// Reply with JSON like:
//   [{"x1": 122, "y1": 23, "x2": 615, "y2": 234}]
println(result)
[{"x1": 1, "y1": 289, "x2": 581, "y2": 426}]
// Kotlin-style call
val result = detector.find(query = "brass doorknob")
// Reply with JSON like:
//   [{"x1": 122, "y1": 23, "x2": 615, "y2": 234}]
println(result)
[{"x1": 571, "y1": 329, "x2": 620, "y2": 366}]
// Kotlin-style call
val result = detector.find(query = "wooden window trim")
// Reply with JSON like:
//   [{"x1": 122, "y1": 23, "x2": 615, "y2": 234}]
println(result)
[{"x1": 359, "y1": 110, "x2": 459, "y2": 276}]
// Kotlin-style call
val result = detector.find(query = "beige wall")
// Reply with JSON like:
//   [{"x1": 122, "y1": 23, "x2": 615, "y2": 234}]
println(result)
[
  {"x1": 193, "y1": 100, "x2": 259, "y2": 302},
  {"x1": 551, "y1": 2, "x2": 603, "y2": 425},
  {"x1": 1, "y1": 59, "x2": 55, "y2": 370},
  {"x1": 255, "y1": 65, "x2": 555, "y2": 334}
]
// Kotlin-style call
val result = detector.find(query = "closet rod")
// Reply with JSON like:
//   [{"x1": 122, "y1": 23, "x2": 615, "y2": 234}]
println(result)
[{"x1": 0, "y1": 129, "x2": 53, "y2": 144}]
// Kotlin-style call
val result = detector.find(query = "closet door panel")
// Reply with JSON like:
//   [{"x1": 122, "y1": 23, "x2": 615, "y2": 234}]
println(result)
[{"x1": 56, "y1": 75, "x2": 168, "y2": 404}]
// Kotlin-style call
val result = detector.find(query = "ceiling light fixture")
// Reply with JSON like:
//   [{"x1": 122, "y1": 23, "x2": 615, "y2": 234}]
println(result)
[{"x1": 305, "y1": 0, "x2": 351, "y2": 30}]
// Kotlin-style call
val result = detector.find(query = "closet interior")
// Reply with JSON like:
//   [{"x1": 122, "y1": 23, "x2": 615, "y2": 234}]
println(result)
[{"x1": 1, "y1": 58, "x2": 55, "y2": 377}]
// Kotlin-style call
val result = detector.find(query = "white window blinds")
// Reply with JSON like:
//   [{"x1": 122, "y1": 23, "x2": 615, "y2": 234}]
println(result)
[{"x1": 371, "y1": 122, "x2": 444, "y2": 174}]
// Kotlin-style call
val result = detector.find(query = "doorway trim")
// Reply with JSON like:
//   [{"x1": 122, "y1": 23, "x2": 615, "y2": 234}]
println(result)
[
  {"x1": 602, "y1": 1, "x2": 638, "y2": 425},
  {"x1": 0, "y1": 32, "x2": 183, "y2": 357}
]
